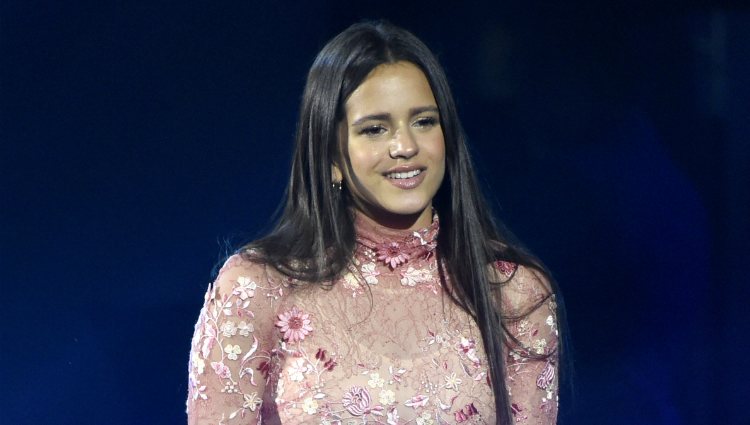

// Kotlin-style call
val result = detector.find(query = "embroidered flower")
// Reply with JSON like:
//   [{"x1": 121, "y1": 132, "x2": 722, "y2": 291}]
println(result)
[
  {"x1": 458, "y1": 337, "x2": 475, "y2": 352},
  {"x1": 368, "y1": 372, "x2": 385, "y2": 388},
  {"x1": 243, "y1": 392, "x2": 262, "y2": 412},
  {"x1": 399, "y1": 266, "x2": 431, "y2": 287},
  {"x1": 211, "y1": 361, "x2": 231, "y2": 379},
  {"x1": 234, "y1": 276, "x2": 257, "y2": 300},
  {"x1": 220, "y1": 321, "x2": 238, "y2": 337},
  {"x1": 494, "y1": 260, "x2": 517, "y2": 277},
  {"x1": 458, "y1": 337, "x2": 480, "y2": 365},
  {"x1": 517, "y1": 319, "x2": 531, "y2": 333},
  {"x1": 532, "y1": 338, "x2": 548, "y2": 354},
  {"x1": 302, "y1": 397, "x2": 319, "y2": 414},
  {"x1": 275, "y1": 305, "x2": 313, "y2": 342},
  {"x1": 287, "y1": 358, "x2": 308, "y2": 382},
  {"x1": 444, "y1": 372, "x2": 462, "y2": 391},
  {"x1": 342, "y1": 386, "x2": 372, "y2": 416},
  {"x1": 416, "y1": 412, "x2": 434, "y2": 425},
  {"x1": 224, "y1": 344, "x2": 241, "y2": 360},
  {"x1": 537, "y1": 361, "x2": 555, "y2": 389},
  {"x1": 342, "y1": 272, "x2": 363, "y2": 295},
  {"x1": 238, "y1": 320, "x2": 253, "y2": 336},
  {"x1": 376, "y1": 242, "x2": 410, "y2": 268},
  {"x1": 361, "y1": 262, "x2": 380, "y2": 284},
  {"x1": 379, "y1": 389, "x2": 396, "y2": 405}
]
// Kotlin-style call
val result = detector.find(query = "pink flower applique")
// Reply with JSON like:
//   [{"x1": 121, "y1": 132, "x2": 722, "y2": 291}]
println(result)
[
  {"x1": 376, "y1": 242, "x2": 410, "y2": 269},
  {"x1": 342, "y1": 386, "x2": 372, "y2": 416},
  {"x1": 494, "y1": 260, "x2": 517, "y2": 277},
  {"x1": 275, "y1": 305, "x2": 313, "y2": 343}
]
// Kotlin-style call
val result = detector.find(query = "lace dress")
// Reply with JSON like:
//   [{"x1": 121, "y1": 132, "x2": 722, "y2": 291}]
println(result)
[{"x1": 187, "y1": 213, "x2": 559, "y2": 424}]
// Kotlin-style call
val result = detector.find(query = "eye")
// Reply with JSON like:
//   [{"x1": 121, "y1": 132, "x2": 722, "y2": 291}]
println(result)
[
  {"x1": 358, "y1": 125, "x2": 387, "y2": 137},
  {"x1": 413, "y1": 116, "x2": 438, "y2": 128}
]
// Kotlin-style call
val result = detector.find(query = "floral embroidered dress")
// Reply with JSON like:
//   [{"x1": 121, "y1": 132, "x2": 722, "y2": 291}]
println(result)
[{"x1": 187, "y1": 213, "x2": 559, "y2": 424}]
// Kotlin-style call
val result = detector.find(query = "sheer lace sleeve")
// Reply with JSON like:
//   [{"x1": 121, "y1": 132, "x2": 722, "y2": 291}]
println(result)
[
  {"x1": 493, "y1": 261, "x2": 559, "y2": 424},
  {"x1": 187, "y1": 253, "x2": 284, "y2": 424}
]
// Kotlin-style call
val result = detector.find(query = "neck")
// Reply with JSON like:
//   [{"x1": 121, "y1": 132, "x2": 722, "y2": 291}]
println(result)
[{"x1": 353, "y1": 206, "x2": 433, "y2": 231}]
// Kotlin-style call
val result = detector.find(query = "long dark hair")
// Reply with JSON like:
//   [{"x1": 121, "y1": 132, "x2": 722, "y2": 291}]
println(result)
[{"x1": 245, "y1": 21, "x2": 566, "y2": 423}]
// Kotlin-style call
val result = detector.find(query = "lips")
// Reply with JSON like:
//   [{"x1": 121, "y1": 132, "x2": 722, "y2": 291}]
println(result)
[
  {"x1": 383, "y1": 166, "x2": 427, "y2": 189},
  {"x1": 385, "y1": 169, "x2": 422, "y2": 179}
]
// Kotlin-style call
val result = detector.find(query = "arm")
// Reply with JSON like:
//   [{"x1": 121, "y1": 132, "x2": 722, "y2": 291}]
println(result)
[
  {"x1": 187, "y1": 253, "x2": 283, "y2": 424},
  {"x1": 493, "y1": 262, "x2": 559, "y2": 424}
]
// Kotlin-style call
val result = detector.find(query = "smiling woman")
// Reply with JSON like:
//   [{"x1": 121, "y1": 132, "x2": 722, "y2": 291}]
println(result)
[
  {"x1": 187, "y1": 21, "x2": 565, "y2": 425},
  {"x1": 335, "y1": 61, "x2": 446, "y2": 229}
]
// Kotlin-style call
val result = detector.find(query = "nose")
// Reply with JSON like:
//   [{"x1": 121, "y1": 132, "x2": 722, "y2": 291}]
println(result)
[{"x1": 389, "y1": 128, "x2": 419, "y2": 159}]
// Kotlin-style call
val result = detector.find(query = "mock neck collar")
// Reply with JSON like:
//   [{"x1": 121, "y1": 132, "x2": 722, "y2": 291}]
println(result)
[{"x1": 353, "y1": 210, "x2": 439, "y2": 269}]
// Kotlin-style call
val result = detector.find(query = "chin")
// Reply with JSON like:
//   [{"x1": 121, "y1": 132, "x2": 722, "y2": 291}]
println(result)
[{"x1": 383, "y1": 202, "x2": 433, "y2": 218}]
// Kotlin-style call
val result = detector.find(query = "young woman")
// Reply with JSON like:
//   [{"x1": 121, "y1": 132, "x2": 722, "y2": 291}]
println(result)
[{"x1": 187, "y1": 21, "x2": 564, "y2": 425}]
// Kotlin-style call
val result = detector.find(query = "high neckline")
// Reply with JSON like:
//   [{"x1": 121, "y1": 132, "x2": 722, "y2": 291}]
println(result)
[{"x1": 354, "y1": 210, "x2": 439, "y2": 269}]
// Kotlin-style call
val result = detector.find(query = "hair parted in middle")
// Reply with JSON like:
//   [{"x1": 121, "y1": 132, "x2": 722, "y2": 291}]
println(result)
[{"x1": 245, "y1": 21, "x2": 563, "y2": 424}]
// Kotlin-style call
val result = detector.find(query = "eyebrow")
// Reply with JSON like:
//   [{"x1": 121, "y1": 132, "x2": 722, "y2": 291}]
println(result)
[{"x1": 350, "y1": 105, "x2": 439, "y2": 127}]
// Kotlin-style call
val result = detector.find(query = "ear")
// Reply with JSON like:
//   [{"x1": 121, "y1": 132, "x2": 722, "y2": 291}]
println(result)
[{"x1": 331, "y1": 163, "x2": 343, "y2": 183}]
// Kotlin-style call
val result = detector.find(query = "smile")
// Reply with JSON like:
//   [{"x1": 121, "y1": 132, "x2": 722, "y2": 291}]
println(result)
[{"x1": 386, "y1": 169, "x2": 422, "y2": 179}]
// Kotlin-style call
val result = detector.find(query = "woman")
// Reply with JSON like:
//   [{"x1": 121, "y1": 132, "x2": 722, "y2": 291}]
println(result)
[{"x1": 187, "y1": 21, "x2": 564, "y2": 424}]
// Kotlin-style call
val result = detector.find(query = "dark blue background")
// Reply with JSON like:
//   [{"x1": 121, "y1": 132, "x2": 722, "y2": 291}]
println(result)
[{"x1": 2, "y1": 1, "x2": 748, "y2": 424}]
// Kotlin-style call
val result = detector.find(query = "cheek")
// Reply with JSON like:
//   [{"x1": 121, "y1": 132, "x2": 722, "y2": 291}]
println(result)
[
  {"x1": 429, "y1": 135, "x2": 446, "y2": 166},
  {"x1": 347, "y1": 143, "x2": 386, "y2": 176}
]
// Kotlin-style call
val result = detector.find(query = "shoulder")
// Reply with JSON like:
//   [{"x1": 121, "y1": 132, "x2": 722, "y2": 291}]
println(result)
[
  {"x1": 488, "y1": 260, "x2": 554, "y2": 319},
  {"x1": 209, "y1": 250, "x2": 288, "y2": 303}
]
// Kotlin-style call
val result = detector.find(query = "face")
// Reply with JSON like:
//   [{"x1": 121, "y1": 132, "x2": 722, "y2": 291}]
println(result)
[{"x1": 334, "y1": 61, "x2": 446, "y2": 230}]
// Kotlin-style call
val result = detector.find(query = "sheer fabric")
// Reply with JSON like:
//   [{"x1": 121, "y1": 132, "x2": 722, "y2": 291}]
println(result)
[{"x1": 187, "y1": 213, "x2": 558, "y2": 424}]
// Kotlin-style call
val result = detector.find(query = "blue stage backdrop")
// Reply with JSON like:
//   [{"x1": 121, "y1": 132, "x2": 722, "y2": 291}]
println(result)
[{"x1": 2, "y1": 2, "x2": 748, "y2": 424}]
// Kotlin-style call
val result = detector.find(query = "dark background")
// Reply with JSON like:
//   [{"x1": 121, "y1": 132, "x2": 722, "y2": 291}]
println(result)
[{"x1": 2, "y1": 1, "x2": 748, "y2": 424}]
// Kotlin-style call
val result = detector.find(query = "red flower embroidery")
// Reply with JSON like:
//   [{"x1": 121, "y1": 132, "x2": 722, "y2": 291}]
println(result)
[
  {"x1": 275, "y1": 306, "x2": 313, "y2": 342},
  {"x1": 454, "y1": 402, "x2": 479, "y2": 422}
]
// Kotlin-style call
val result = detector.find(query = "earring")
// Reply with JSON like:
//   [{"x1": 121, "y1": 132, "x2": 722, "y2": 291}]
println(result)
[{"x1": 332, "y1": 180, "x2": 343, "y2": 192}]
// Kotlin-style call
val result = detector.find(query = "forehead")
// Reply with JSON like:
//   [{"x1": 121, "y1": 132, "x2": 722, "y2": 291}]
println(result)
[{"x1": 344, "y1": 61, "x2": 436, "y2": 117}]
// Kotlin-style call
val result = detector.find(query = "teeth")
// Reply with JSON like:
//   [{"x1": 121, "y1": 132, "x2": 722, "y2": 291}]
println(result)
[{"x1": 387, "y1": 169, "x2": 422, "y2": 179}]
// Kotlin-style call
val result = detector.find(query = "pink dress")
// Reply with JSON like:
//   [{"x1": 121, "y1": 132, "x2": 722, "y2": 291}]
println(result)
[{"x1": 187, "y1": 213, "x2": 559, "y2": 424}]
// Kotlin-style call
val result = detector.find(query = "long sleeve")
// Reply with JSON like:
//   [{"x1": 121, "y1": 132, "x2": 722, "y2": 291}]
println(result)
[
  {"x1": 495, "y1": 262, "x2": 559, "y2": 424},
  {"x1": 187, "y1": 253, "x2": 284, "y2": 424}
]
